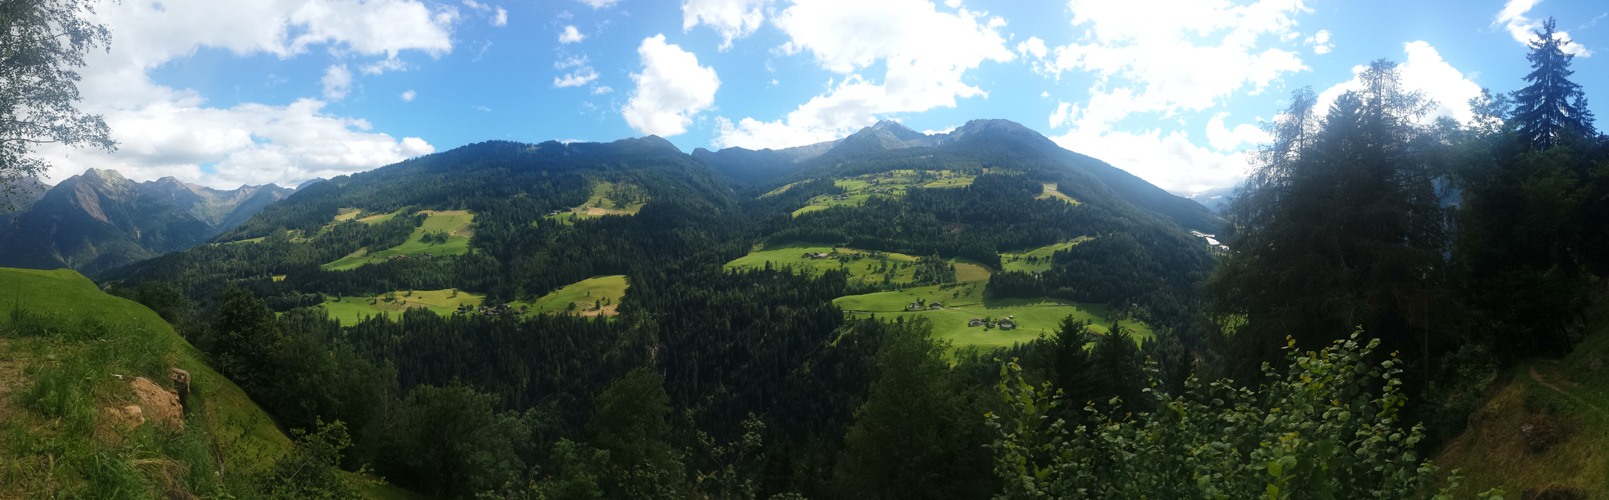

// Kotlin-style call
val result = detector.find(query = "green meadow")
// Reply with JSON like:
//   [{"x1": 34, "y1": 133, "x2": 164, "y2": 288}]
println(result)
[
  {"x1": 523, "y1": 275, "x2": 629, "y2": 316},
  {"x1": 323, "y1": 209, "x2": 475, "y2": 271},
  {"x1": 1036, "y1": 183, "x2": 1080, "y2": 204},
  {"x1": 723, "y1": 243, "x2": 991, "y2": 288},
  {"x1": 317, "y1": 275, "x2": 630, "y2": 325},
  {"x1": 791, "y1": 170, "x2": 976, "y2": 217},
  {"x1": 544, "y1": 181, "x2": 649, "y2": 223},
  {"x1": 1001, "y1": 237, "x2": 1093, "y2": 273},
  {"x1": 832, "y1": 282, "x2": 1153, "y2": 351},
  {"x1": 0, "y1": 268, "x2": 294, "y2": 494}
]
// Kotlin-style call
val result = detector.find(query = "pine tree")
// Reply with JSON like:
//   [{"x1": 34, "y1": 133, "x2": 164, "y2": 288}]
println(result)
[{"x1": 1512, "y1": 17, "x2": 1596, "y2": 151}]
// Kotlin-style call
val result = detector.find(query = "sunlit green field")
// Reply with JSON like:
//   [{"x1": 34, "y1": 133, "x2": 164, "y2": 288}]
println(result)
[
  {"x1": 323, "y1": 210, "x2": 475, "y2": 271},
  {"x1": 1036, "y1": 183, "x2": 1079, "y2": 204},
  {"x1": 320, "y1": 288, "x2": 483, "y2": 325},
  {"x1": 833, "y1": 282, "x2": 1153, "y2": 351},
  {"x1": 523, "y1": 275, "x2": 629, "y2": 316},
  {"x1": 319, "y1": 275, "x2": 630, "y2": 325},
  {"x1": 1000, "y1": 237, "x2": 1093, "y2": 273},
  {"x1": 790, "y1": 171, "x2": 976, "y2": 217},
  {"x1": 544, "y1": 181, "x2": 649, "y2": 223},
  {"x1": 723, "y1": 243, "x2": 991, "y2": 288}
]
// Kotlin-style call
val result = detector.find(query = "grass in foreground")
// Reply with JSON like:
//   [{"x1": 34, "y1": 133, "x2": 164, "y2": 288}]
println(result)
[
  {"x1": 832, "y1": 282, "x2": 1153, "y2": 351},
  {"x1": 0, "y1": 268, "x2": 293, "y2": 497},
  {"x1": 1434, "y1": 315, "x2": 1609, "y2": 498}
]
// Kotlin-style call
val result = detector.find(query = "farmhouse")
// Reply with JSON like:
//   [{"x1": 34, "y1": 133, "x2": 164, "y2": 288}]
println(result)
[
  {"x1": 968, "y1": 318, "x2": 984, "y2": 327},
  {"x1": 928, "y1": 302, "x2": 943, "y2": 309},
  {"x1": 998, "y1": 319, "x2": 1017, "y2": 330},
  {"x1": 908, "y1": 302, "x2": 922, "y2": 310}
]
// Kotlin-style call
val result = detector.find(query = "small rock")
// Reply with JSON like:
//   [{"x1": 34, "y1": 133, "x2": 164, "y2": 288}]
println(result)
[
  {"x1": 131, "y1": 377, "x2": 184, "y2": 433},
  {"x1": 1589, "y1": 356, "x2": 1603, "y2": 373}
]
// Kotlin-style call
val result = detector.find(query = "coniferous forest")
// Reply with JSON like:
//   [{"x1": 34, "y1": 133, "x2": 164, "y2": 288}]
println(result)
[{"x1": 4, "y1": 4, "x2": 1609, "y2": 499}]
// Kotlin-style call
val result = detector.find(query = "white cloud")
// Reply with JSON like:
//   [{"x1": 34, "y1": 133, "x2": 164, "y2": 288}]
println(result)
[
  {"x1": 33, "y1": 99, "x2": 434, "y2": 189},
  {"x1": 1049, "y1": 101, "x2": 1074, "y2": 129},
  {"x1": 361, "y1": 57, "x2": 409, "y2": 75},
  {"x1": 624, "y1": 35, "x2": 721, "y2": 137},
  {"x1": 473, "y1": 105, "x2": 491, "y2": 112},
  {"x1": 1205, "y1": 113, "x2": 1270, "y2": 150},
  {"x1": 461, "y1": 0, "x2": 507, "y2": 26},
  {"x1": 1495, "y1": 0, "x2": 1592, "y2": 56},
  {"x1": 577, "y1": 0, "x2": 621, "y2": 9},
  {"x1": 714, "y1": 0, "x2": 1013, "y2": 149},
  {"x1": 1053, "y1": 127, "x2": 1253, "y2": 193},
  {"x1": 400, "y1": 89, "x2": 417, "y2": 101},
  {"x1": 555, "y1": 55, "x2": 589, "y2": 69},
  {"x1": 559, "y1": 25, "x2": 586, "y2": 44},
  {"x1": 1026, "y1": 0, "x2": 1310, "y2": 136},
  {"x1": 554, "y1": 66, "x2": 600, "y2": 88},
  {"x1": 592, "y1": 86, "x2": 614, "y2": 94},
  {"x1": 24, "y1": 0, "x2": 456, "y2": 188},
  {"x1": 1314, "y1": 41, "x2": 1482, "y2": 125},
  {"x1": 1306, "y1": 29, "x2": 1332, "y2": 54},
  {"x1": 322, "y1": 65, "x2": 353, "y2": 99},
  {"x1": 1016, "y1": 36, "x2": 1047, "y2": 59},
  {"x1": 683, "y1": 0, "x2": 770, "y2": 50}
]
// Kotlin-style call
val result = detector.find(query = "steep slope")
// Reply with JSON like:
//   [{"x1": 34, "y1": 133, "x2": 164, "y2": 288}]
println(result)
[
  {"x1": 0, "y1": 169, "x2": 213, "y2": 274},
  {"x1": 0, "y1": 267, "x2": 293, "y2": 497},
  {"x1": 0, "y1": 171, "x2": 296, "y2": 275},
  {"x1": 0, "y1": 176, "x2": 50, "y2": 225}
]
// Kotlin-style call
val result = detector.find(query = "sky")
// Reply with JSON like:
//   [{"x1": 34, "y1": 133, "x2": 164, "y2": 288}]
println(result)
[{"x1": 28, "y1": 0, "x2": 1609, "y2": 193}]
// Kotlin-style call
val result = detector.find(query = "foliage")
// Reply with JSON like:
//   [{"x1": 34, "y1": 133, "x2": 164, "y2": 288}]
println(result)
[
  {"x1": 0, "y1": 0, "x2": 116, "y2": 208},
  {"x1": 833, "y1": 318, "x2": 997, "y2": 499},
  {"x1": 1511, "y1": 18, "x2": 1597, "y2": 151},
  {"x1": 988, "y1": 330, "x2": 1501, "y2": 499},
  {"x1": 261, "y1": 419, "x2": 372, "y2": 499},
  {"x1": 1206, "y1": 63, "x2": 1452, "y2": 379}
]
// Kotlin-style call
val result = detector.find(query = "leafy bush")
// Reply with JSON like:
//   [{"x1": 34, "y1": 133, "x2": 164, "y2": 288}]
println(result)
[{"x1": 987, "y1": 330, "x2": 1505, "y2": 499}]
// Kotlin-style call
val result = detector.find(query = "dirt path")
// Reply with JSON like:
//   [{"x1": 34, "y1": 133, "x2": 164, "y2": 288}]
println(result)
[{"x1": 1530, "y1": 366, "x2": 1605, "y2": 414}]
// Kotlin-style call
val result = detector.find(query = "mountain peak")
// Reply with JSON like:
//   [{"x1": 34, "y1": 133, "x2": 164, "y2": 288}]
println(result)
[{"x1": 869, "y1": 120, "x2": 929, "y2": 142}]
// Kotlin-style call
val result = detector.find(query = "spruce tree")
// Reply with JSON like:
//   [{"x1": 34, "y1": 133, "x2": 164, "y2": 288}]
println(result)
[{"x1": 1511, "y1": 17, "x2": 1596, "y2": 151}]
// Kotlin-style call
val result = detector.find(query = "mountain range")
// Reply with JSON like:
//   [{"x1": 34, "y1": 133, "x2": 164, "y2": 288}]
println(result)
[{"x1": 0, "y1": 169, "x2": 295, "y2": 275}]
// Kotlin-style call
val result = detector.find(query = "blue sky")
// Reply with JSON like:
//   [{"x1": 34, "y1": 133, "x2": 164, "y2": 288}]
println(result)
[{"x1": 34, "y1": 0, "x2": 1609, "y2": 192}]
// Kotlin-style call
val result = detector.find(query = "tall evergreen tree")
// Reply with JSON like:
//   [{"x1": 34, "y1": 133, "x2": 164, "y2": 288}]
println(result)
[
  {"x1": 1511, "y1": 17, "x2": 1596, "y2": 151},
  {"x1": 1206, "y1": 61, "x2": 1450, "y2": 379}
]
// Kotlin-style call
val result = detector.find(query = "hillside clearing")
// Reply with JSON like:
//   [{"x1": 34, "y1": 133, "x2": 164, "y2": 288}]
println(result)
[
  {"x1": 791, "y1": 170, "x2": 976, "y2": 217},
  {"x1": 833, "y1": 282, "x2": 1153, "y2": 351},
  {"x1": 544, "y1": 181, "x2": 649, "y2": 222},
  {"x1": 319, "y1": 276, "x2": 630, "y2": 325},
  {"x1": 1001, "y1": 237, "x2": 1094, "y2": 273},
  {"x1": 724, "y1": 243, "x2": 992, "y2": 288},
  {"x1": 323, "y1": 209, "x2": 475, "y2": 271}
]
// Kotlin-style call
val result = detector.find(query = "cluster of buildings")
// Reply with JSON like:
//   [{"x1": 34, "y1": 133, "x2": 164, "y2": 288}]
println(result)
[
  {"x1": 455, "y1": 303, "x2": 528, "y2": 316},
  {"x1": 968, "y1": 316, "x2": 1017, "y2": 329},
  {"x1": 1188, "y1": 230, "x2": 1230, "y2": 251}
]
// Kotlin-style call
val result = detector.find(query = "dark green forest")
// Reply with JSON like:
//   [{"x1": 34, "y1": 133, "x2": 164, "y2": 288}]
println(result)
[{"x1": 89, "y1": 17, "x2": 1609, "y2": 499}]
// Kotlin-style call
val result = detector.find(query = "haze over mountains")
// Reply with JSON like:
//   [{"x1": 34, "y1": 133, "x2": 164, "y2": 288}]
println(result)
[{"x1": 0, "y1": 169, "x2": 296, "y2": 274}]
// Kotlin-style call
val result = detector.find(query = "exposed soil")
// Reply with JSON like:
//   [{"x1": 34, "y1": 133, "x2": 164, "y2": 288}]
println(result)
[{"x1": 131, "y1": 376, "x2": 185, "y2": 432}]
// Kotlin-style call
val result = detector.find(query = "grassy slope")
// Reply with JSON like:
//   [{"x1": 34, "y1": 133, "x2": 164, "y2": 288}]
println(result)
[
  {"x1": 724, "y1": 243, "x2": 989, "y2": 289},
  {"x1": 1435, "y1": 317, "x2": 1609, "y2": 498},
  {"x1": 0, "y1": 268, "x2": 292, "y2": 495},
  {"x1": 543, "y1": 181, "x2": 649, "y2": 223},
  {"x1": 318, "y1": 275, "x2": 630, "y2": 325},
  {"x1": 791, "y1": 171, "x2": 975, "y2": 217},
  {"x1": 832, "y1": 282, "x2": 1153, "y2": 351},
  {"x1": 1001, "y1": 238, "x2": 1093, "y2": 273},
  {"x1": 1035, "y1": 183, "x2": 1080, "y2": 205},
  {"x1": 724, "y1": 243, "x2": 1151, "y2": 351},
  {"x1": 324, "y1": 210, "x2": 475, "y2": 271}
]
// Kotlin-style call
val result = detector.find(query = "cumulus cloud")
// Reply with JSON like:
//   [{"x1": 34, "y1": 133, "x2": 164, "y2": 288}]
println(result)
[
  {"x1": 1315, "y1": 41, "x2": 1483, "y2": 125},
  {"x1": 577, "y1": 0, "x2": 621, "y2": 9},
  {"x1": 322, "y1": 65, "x2": 353, "y2": 99},
  {"x1": 682, "y1": 0, "x2": 770, "y2": 50},
  {"x1": 592, "y1": 86, "x2": 613, "y2": 95},
  {"x1": 624, "y1": 35, "x2": 721, "y2": 137},
  {"x1": 714, "y1": 0, "x2": 1013, "y2": 149},
  {"x1": 1053, "y1": 127, "x2": 1255, "y2": 193},
  {"x1": 461, "y1": 0, "x2": 507, "y2": 26},
  {"x1": 559, "y1": 25, "x2": 586, "y2": 44},
  {"x1": 1306, "y1": 29, "x2": 1332, "y2": 54},
  {"x1": 1495, "y1": 0, "x2": 1592, "y2": 56},
  {"x1": 1205, "y1": 113, "x2": 1270, "y2": 150},
  {"x1": 28, "y1": 0, "x2": 455, "y2": 188},
  {"x1": 554, "y1": 66, "x2": 600, "y2": 88},
  {"x1": 33, "y1": 99, "x2": 435, "y2": 188},
  {"x1": 400, "y1": 89, "x2": 417, "y2": 101}
]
